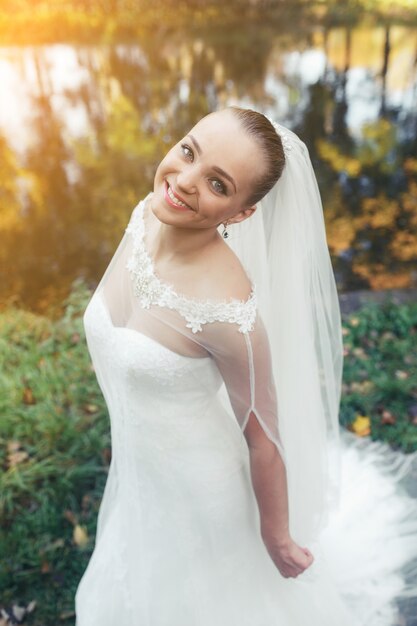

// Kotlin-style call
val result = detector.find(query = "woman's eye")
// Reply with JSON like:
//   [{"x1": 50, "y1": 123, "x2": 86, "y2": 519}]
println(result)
[
  {"x1": 180, "y1": 143, "x2": 194, "y2": 160},
  {"x1": 179, "y1": 143, "x2": 226, "y2": 194},
  {"x1": 211, "y1": 179, "x2": 227, "y2": 194}
]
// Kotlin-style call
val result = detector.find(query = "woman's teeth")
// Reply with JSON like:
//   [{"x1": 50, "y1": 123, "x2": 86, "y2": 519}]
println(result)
[{"x1": 167, "y1": 184, "x2": 190, "y2": 209}]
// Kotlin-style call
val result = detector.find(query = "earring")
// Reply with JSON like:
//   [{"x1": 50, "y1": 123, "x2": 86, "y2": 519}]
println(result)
[{"x1": 222, "y1": 222, "x2": 229, "y2": 239}]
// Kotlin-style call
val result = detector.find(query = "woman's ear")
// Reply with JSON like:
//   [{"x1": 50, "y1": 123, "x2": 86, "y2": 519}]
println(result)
[{"x1": 228, "y1": 205, "x2": 257, "y2": 225}]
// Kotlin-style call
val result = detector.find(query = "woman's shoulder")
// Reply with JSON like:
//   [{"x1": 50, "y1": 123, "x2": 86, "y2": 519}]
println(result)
[
  {"x1": 187, "y1": 245, "x2": 257, "y2": 334},
  {"x1": 202, "y1": 240, "x2": 254, "y2": 303}
]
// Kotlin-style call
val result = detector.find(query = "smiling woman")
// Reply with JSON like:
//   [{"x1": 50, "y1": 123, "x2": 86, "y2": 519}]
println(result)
[{"x1": 74, "y1": 106, "x2": 417, "y2": 626}]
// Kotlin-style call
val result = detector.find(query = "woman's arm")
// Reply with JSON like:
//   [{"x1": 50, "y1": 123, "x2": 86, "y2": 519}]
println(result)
[
  {"x1": 244, "y1": 411, "x2": 314, "y2": 578},
  {"x1": 203, "y1": 312, "x2": 314, "y2": 579}
]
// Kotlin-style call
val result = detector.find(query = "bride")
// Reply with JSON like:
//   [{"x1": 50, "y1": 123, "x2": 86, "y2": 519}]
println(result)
[{"x1": 75, "y1": 106, "x2": 417, "y2": 625}]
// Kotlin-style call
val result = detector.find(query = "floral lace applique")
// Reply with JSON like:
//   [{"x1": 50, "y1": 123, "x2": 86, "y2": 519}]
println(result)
[{"x1": 124, "y1": 196, "x2": 257, "y2": 334}]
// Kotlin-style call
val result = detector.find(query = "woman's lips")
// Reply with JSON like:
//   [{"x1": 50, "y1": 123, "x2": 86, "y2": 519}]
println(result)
[{"x1": 164, "y1": 180, "x2": 193, "y2": 211}]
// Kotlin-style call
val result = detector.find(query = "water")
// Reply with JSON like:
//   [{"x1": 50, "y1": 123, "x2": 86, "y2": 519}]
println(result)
[{"x1": 0, "y1": 18, "x2": 417, "y2": 314}]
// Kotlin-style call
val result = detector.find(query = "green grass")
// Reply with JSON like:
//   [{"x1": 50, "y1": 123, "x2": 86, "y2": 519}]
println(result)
[
  {"x1": 0, "y1": 279, "x2": 110, "y2": 624},
  {"x1": 340, "y1": 298, "x2": 417, "y2": 452},
  {"x1": 0, "y1": 279, "x2": 416, "y2": 623}
]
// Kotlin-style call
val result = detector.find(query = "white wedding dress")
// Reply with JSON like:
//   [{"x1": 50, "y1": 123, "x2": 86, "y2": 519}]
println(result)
[{"x1": 74, "y1": 194, "x2": 417, "y2": 626}]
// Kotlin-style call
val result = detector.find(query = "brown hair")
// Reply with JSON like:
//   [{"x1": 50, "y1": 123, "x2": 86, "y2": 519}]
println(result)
[{"x1": 227, "y1": 106, "x2": 286, "y2": 206}]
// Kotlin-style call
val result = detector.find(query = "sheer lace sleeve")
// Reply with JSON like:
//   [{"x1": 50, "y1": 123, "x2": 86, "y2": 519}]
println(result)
[{"x1": 201, "y1": 315, "x2": 286, "y2": 462}]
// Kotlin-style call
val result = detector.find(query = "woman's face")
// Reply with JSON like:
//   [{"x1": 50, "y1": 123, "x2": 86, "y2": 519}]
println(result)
[{"x1": 152, "y1": 110, "x2": 267, "y2": 230}]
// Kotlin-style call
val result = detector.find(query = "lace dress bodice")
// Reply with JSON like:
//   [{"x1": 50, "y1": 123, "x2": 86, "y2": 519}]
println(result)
[{"x1": 84, "y1": 290, "x2": 225, "y2": 426}]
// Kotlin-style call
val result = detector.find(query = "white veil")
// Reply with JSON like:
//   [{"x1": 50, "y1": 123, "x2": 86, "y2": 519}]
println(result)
[{"x1": 224, "y1": 119, "x2": 344, "y2": 545}]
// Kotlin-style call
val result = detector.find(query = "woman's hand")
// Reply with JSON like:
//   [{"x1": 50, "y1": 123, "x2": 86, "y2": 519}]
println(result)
[{"x1": 262, "y1": 534, "x2": 314, "y2": 579}]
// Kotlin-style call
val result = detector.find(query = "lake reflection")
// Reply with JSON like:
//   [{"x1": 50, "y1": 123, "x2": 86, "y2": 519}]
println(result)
[{"x1": 1, "y1": 21, "x2": 417, "y2": 313}]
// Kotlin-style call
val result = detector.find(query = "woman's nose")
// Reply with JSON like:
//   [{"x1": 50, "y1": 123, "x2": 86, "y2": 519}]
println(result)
[{"x1": 176, "y1": 166, "x2": 198, "y2": 193}]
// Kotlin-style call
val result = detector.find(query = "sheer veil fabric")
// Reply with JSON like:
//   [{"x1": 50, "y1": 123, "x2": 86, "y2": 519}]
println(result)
[
  {"x1": 225, "y1": 121, "x2": 344, "y2": 546},
  {"x1": 76, "y1": 114, "x2": 417, "y2": 625}
]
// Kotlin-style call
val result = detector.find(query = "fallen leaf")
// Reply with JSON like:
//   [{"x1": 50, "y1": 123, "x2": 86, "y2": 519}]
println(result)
[
  {"x1": 22, "y1": 387, "x2": 36, "y2": 405},
  {"x1": 353, "y1": 347, "x2": 366, "y2": 358},
  {"x1": 84, "y1": 404, "x2": 99, "y2": 414},
  {"x1": 81, "y1": 494, "x2": 92, "y2": 511},
  {"x1": 26, "y1": 601, "x2": 36, "y2": 614},
  {"x1": 7, "y1": 450, "x2": 29, "y2": 467},
  {"x1": 350, "y1": 414, "x2": 371, "y2": 437},
  {"x1": 59, "y1": 610, "x2": 76, "y2": 620},
  {"x1": 63, "y1": 510, "x2": 77, "y2": 525},
  {"x1": 7, "y1": 440, "x2": 21, "y2": 453},
  {"x1": 101, "y1": 447, "x2": 112, "y2": 465},
  {"x1": 381, "y1": 410, "x2": 396, "y2": 425},
  {"x1": 395, "y1": 370, "x2": 408, "y2": 380},
  {"x1": 73, "y1": 524, "x2": 89, "y2": 547},
  {"x1": 2, "y1": 600, "x2": 37, "y2": 624},
  {"x1": 41, "y1": 538, "x2": 65, "y2": 553},
  {"x1": 349, "y1": 381, "x2": 374, "y2": 394},
  {"x1": 360, "y1": 381, "x2": 374, "y2": 393},
  {"x1": 12, "y1": 604, "x2": 26, "y2": 622}
]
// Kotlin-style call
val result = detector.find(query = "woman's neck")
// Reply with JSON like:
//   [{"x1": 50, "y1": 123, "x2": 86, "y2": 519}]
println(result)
[
  {"x1": 154, "y1": 221, "x2": 220, "y2": 263},
  {"x1": 147, "y1": 200, "x2": 222, "y2": 264}
]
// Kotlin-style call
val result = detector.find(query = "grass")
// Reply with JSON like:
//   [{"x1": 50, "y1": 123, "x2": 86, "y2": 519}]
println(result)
[
  {"x1": 340, "y1": 298, "x2": 417, "y2": 452},
  {"x1": 0, "y1": 278, "x2": 416, "y2": 623},
  {"x1": 0, "y1": 279, "x2": 110, "y2": 624}
]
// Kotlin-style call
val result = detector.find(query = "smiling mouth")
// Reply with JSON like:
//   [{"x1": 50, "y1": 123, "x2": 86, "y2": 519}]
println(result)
[{"x1": 165, "y1": 181, "x2": 193, "y2": 210}]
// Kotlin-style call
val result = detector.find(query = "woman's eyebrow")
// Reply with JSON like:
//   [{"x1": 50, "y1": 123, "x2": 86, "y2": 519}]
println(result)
[
  {"x1": 188, "y1": 134, "x2": 237, "y2": 192},
  {"x1": 188, "y1": 134, "x2": 202, "y2": 155}
]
